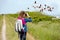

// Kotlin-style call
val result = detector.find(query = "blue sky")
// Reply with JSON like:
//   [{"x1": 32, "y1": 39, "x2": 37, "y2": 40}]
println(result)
[{"x1": 0, "y1": 0, "x2": 60, "y2": 16}]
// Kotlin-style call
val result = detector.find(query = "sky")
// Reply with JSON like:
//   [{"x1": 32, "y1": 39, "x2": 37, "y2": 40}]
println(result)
[{"x1": 0, "y1": 0, "x2": 60, "y2": 16}]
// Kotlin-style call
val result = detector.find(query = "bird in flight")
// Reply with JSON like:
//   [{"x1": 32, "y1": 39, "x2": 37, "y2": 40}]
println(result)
[{"x1": 34, "y1": 1, "x2": 37, "y2": 4}]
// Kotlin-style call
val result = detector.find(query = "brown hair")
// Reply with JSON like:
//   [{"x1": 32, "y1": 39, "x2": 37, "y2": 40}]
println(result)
[{"x1": 19, "y1": 11, "x2": 27, "y2": 17}]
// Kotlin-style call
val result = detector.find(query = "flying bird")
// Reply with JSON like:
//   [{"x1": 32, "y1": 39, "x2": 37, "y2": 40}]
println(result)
[
  {"x1": 27, "y1": 8, "x2": 29, "y2": 9},
  {"x1": 44, "y1": 4, "x2": 47, "y2": 7},
  {"x1": 44, "y1": 8, "x2": 46, "y2": 10},
  {"x1": 40, "y1": 9, "x2": 43, "y2": 12},
  {"x1": 33, "y1": 6, "x2": 36, "y2": 8},
  {"x1": 36, "y1": 6, "x2": 39, "y2": 8},
  {"x1": 52, "y1": 7, "x2": 54, "y2": 9},
  {"x1": 48, "y1": 8, "x2": 52, "y2": 12},
  {"x1": 47, "y1": 6, "x2": 50, "y2": 8},
  {"x1": 39, "y1": 4, "x2": 41, "y2": 8},
  {"x1": 34, "y1": 1, "x2": 36, "y2": 4}
]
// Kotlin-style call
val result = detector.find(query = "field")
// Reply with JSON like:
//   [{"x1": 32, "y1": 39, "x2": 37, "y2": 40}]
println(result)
[
  {"x1": 0, "y1": 15, "x2": 3, "y2": 40},
  {"x1": 5, "y1": 12, "x2": 60, "y2": 40},
  {"x1": 5, "y1": 15, "x2": 18, "y2": 40}
]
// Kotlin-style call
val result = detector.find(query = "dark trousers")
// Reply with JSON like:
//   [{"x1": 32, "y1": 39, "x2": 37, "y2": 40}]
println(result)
[{"x1": 18, "y1": 31, "x2": 27, "y2": 40}]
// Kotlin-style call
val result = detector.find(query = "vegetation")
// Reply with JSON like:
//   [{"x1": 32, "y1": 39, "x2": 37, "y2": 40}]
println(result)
[
  {"x1": 5, "y1": 15, "x2": 18, "y2": 40},
  {"x1": 27, "y1": 21, "x2": 60, "y2": 40},
  {"x1": 0, "y1": 15, "x2": 3, "y2": 40},
  {"x1": 5, "y1": 12, "x2": 60, "y2": 40},
  {"x1": 8, "y1": 12, "x2": 54, "y2": 23}
]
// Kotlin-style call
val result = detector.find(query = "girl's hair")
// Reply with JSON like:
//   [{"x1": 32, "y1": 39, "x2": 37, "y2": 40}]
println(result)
[{"x1": 19, "y1": 11, "x2": 27, "y2": 17}]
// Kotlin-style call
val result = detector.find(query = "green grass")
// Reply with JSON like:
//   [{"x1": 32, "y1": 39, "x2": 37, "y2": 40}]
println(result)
[
  {"x1": 5, "y1": 12, "x2": 60, "y2": 40},
  {"x1": 5, "y1": 15, "x2": 19, "y2": 40},
  {"x1": 27, "y1": 21, "x2": 60, "y2": 40},
  {"x1": 8, "y1": 12, "x2": 53, "y2": 23},
  {"x1": 0, "y1": 15, "x2": 3, "y2": 40}
]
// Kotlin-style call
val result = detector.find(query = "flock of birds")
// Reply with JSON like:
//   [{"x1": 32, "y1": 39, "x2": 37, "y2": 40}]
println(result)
[{"x1": 27, "y1": 1, "x2": 54, "y2": 12}]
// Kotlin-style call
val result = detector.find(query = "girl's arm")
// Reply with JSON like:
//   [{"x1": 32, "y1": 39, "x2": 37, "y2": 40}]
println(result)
[
  {"x1": 25, "y1": 13, "x2": 32, "y2": 22},
  {"x1": 25, "y1": 17, "x2": 32, "y2": 22}
]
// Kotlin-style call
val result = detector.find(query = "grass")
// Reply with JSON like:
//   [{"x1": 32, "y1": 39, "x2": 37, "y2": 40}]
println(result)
[
  {"x1": 5, "y1": 12, "x2": 60, "y2": 40},
  {"x1": 5, "y1": 15, "x2": 19, "y2": 40},
  {"x1": 27, "y1": 21, "x2": 60, "y2": 40},
  {"x1": 7, "y1": 12, "x2": 54, "y2": 23},
  {"x1": 0, "y1": 15, "x2": 3, "y2": 40}
]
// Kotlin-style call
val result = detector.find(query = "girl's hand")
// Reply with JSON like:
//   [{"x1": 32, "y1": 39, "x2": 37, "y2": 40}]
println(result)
[{"x1": 26, "y1": 13, "x2": 30, "y2": 17}]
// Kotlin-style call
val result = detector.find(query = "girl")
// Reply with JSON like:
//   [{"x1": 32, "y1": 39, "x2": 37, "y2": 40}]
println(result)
[{"x1": 16, "y1": 11, "x2": 32, "y2": 40}]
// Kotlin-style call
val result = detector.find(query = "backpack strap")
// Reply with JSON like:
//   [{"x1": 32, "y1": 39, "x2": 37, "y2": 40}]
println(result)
[{"x1": 15, "y1": 19, "x2": 23, "y2": 32}]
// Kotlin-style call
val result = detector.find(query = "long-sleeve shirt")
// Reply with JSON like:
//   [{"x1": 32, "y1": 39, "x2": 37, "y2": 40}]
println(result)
[{"x1": 23, "y1": 18, "x2": 32, "y2": 32}]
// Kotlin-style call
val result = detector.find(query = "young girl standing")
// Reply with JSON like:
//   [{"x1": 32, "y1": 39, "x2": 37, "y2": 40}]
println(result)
[{"x1": 16, "y1": 11, "x2": 32, "y2": 40}]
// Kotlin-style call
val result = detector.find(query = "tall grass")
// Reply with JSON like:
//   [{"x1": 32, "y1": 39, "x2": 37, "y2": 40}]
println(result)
[
  {"x1": 5, "y1": 12, "x2": 60, "y2": 40},
  {"x1": 0, "y1": 15, "x2": 3, "y2": 40},
  {"x1": 27, "y1": 21, "x2": 60, "y2": 40},
  {"x1": 5, "y1": 15, "x2": 18, "y2": 40}
]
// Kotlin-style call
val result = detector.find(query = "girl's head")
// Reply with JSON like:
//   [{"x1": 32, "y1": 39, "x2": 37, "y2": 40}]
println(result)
[{"x1": 19, "y1": 11, "x2": 27, "y2": 18}]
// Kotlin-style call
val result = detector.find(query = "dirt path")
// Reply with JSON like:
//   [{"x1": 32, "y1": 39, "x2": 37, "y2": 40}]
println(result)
[
  {"x1": 2, "y1": 15, "x2": 6, "y2": 40},
  {"x1": 27, "y1": 33, "x2": 35, "y2": 40}
]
